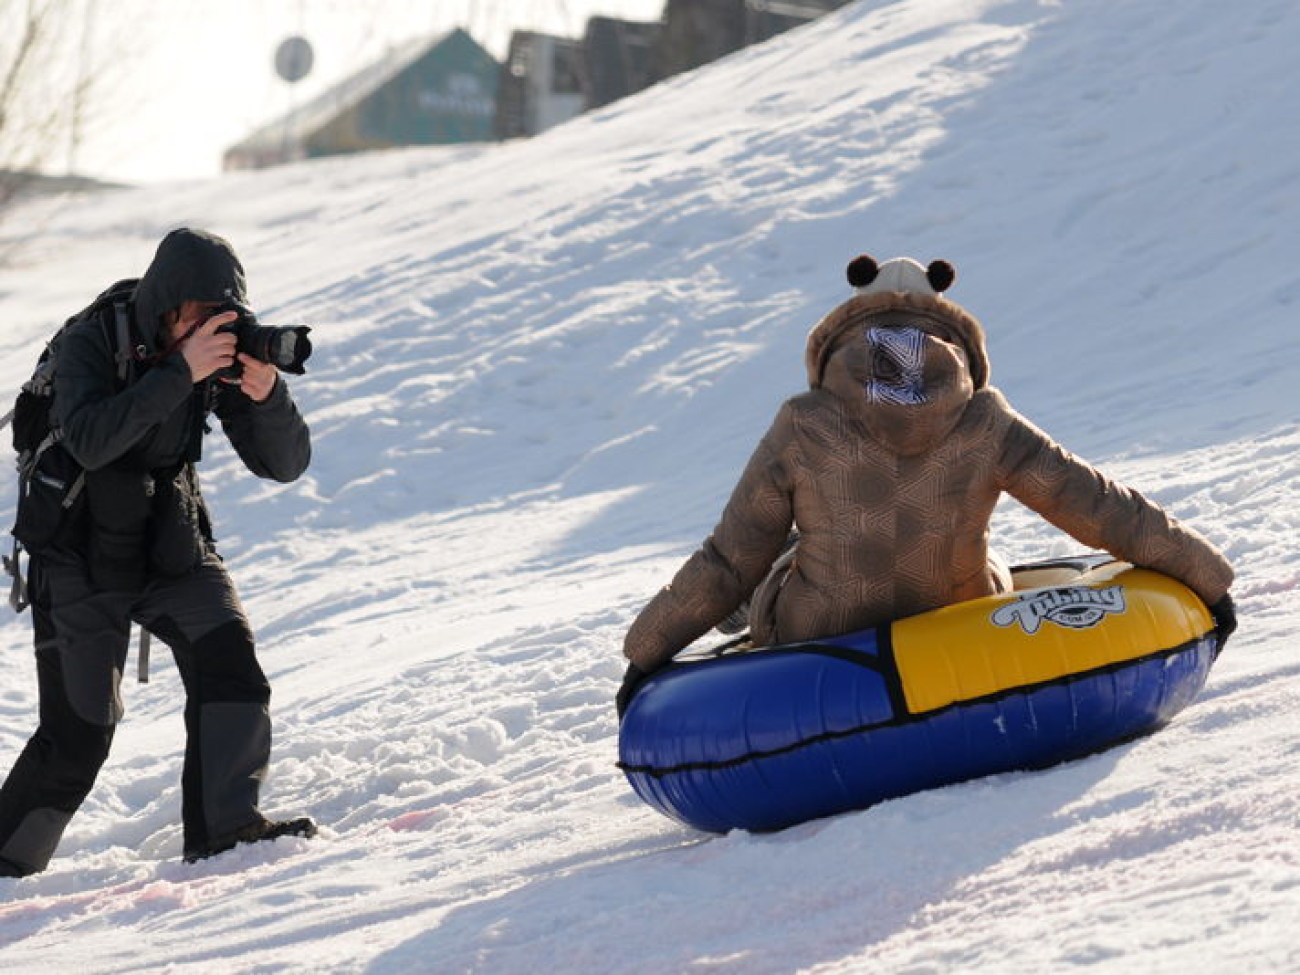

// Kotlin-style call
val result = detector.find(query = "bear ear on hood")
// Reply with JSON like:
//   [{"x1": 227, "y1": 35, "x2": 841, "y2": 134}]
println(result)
[
  {"x1": 926, "y1": 260, "x2": 956, "y2": 292},
  {"x1": 846, "y1": 254, "x2": 879, "y2": 289}
]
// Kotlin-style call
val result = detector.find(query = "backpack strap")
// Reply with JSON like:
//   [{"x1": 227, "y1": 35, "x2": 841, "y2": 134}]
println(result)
[
  {"x1": 19, "y1": 428, "x2": 86, "y2": 512},
  {"x1": 137, "y1": 627, "x2": 152, "y2": 683},
  {"x1": 4, "y1": 537, "x2": 28, "y2": 613}
]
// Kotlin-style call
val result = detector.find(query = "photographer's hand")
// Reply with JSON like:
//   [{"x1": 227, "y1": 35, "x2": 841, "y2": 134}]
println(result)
[
  {"x1": 227, "y1": 354, "x2": 278, "y2": 403},
  {"x1": 178, "y1": 310, "x2": 238, "y2": 382}
]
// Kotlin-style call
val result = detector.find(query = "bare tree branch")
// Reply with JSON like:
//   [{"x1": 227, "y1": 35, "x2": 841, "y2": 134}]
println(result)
[{"x1": 1, "y1": 0, "x2": 84, "y2": 210}]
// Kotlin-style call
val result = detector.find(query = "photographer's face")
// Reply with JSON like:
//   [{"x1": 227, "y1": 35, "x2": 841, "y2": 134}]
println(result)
[{"x1": 169, "y1": 300, "x2": 222, "y2": 341}]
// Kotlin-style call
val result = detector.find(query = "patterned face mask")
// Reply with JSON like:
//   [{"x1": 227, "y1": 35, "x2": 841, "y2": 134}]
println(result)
[{"x1": 863, "y1": 326, "x2": 928, "y2": 405}]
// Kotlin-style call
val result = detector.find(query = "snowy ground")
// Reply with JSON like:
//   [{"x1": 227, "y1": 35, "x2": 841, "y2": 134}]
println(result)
[{"x1": 0, "y1": 0, "x2": 1297, "y2": 971}]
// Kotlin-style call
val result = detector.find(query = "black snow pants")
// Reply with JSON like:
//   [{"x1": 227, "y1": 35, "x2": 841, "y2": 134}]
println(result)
[{"x1": 0, "y1": 551, "x2": 271, "y2": 875}]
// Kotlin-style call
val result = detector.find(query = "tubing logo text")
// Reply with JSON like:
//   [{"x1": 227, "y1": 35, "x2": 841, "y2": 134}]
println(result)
[{"x1": 991, "y1": 585, "x2": 1127, "y2": 635}]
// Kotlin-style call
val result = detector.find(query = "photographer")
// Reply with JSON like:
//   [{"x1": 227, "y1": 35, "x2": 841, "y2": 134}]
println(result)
[{"x1": 0, "y1": 228, "x2": 315, "y2": 877}]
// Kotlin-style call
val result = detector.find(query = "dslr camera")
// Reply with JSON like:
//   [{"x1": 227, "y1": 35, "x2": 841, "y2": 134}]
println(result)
[{"x1": 213, "y1": 297, "x2": 313, "y2": 379}]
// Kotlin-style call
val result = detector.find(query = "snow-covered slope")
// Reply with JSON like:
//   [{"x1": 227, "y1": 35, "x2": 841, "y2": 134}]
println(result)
[{"x1": 0, "y1": 0, "x2": 1296, "y2": 971}]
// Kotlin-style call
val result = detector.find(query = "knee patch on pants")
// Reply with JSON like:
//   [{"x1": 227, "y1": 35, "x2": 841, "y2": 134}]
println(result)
[{"x1": 158, "y1": 617, "x2": 270, "y2": 706}]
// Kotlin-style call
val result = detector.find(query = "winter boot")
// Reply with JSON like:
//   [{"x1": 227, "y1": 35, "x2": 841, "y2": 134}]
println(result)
[{"x1": 183, "y1": 815, "x2": 318, "y2": 863}]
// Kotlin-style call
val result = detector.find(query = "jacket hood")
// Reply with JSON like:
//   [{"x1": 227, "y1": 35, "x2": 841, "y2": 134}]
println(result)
[
  {"x1": 805, "y1": 290, "x2": 989, "y2": 391},
  {"x1": 806, "y1": 291, "x2": 987, "y2": 456},
  {"x1": 132, "y1": 228, "x2": 247, "y2": 349}
]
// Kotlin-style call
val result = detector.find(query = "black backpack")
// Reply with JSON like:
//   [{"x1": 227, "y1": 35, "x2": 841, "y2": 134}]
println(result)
[{"x1": 2, "y1": 279, "x2": 139, "y2": 611}]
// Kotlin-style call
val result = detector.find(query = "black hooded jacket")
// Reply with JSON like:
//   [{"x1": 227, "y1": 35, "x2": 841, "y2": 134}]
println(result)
[{"x1": 50, "y1": 228, "x2": 311, "y2": 582}]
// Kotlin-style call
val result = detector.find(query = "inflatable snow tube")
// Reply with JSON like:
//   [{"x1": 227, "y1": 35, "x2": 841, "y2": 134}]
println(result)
[{"x1": 618, "y1": 557, "x2": 1218, "y2": 833}]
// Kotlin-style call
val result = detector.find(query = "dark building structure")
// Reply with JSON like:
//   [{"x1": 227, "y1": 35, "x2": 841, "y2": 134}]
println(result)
[
  {"x1": 654, "y1": 0, "x2": 853, "y2": 79},
  {"x1": 495, "y1": 31, "x2": 587, "y2": 139},
  {"x1": 583, "y1": 16, "x2": 663, "y2": 110}
]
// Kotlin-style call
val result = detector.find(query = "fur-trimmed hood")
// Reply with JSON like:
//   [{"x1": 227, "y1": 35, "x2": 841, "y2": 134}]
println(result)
[{"x1": 805, "y1": 289, "x2": 990, "y2": 391}]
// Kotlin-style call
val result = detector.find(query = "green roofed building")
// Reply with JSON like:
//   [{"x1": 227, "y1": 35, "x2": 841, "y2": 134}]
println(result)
[{"x1": 225, "y1": 28, "x2": 499, "y2": 171}]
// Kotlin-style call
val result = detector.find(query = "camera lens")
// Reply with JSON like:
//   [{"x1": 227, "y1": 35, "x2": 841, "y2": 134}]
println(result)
[{"x1": 254, "y1": 326, "x2": 312, "y2": 374}]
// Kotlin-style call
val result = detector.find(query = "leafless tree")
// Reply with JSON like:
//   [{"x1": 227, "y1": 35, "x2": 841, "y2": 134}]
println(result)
[{"x1": 0, "y1": 0, "x2": 90, "y2": 211}]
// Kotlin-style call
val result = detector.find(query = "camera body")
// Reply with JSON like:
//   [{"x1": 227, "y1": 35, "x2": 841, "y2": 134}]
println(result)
[{"x1": 213, "y1": 298, "x2": 313, "y2": 379}]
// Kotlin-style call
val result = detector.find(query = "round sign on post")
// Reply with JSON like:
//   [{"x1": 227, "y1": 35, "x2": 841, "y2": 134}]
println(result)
[{"x1": 275, "y1": 36, "x2": 314, "y2": 84}]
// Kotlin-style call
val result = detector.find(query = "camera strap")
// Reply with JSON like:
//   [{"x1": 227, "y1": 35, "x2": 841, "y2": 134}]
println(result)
[
  {"x1": 119, "y1": 304, "x2": 159, "y2": 681},
  {"x1": 112, "y1": 302, "x2": 136, "y2": 384}
]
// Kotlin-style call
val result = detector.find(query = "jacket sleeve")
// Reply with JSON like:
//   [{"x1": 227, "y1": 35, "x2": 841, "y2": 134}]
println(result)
[
  {"x1": 624, "y1": 404, "x2": 797, "y2": 672},
  {"x1": 994, "y1": 396, "x2": 1233, "y2": 605},
  {"x1": 214, "y1": 375, "x2": 311, "y2": 482},
  {"x1": 53, "y1": 319, "x2": 195, "y2": 471}
]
